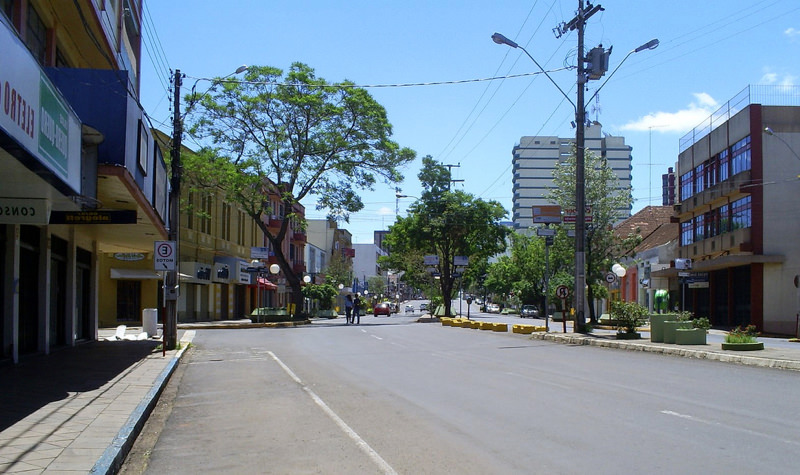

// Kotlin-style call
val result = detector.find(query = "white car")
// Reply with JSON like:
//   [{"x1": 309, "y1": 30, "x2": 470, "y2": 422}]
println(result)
[{"x1": 486, "y1": 303, "x2": 500, "y2": 313}]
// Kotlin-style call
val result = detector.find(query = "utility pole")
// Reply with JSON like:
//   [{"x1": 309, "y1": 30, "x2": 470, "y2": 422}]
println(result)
[
  {"x1": 164, "y1": 70, "x2": 183, "y2": 350},
  {"x1": 444, "y1": 163, "x2": 464, "y2": 190},
  {"x1": 558, "y1": 1, "x2": 603, "y2": 333}
]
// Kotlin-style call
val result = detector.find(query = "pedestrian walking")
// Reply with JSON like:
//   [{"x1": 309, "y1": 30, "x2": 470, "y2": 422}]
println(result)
[
  {"x1": 353, "y1": 294, "x2": 362, "y2": 325},
  {"x1": 344, "y1": 294, "x2": 354, "y2": 324}
]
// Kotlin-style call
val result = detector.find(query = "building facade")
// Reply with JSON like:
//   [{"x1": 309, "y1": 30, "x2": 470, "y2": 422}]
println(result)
[
  {"x1": 1, "y1": 1, "x2": 167, "y2": 363},
  {"x1": 512, "y1": 121, "x2": 632, "y2": 231},
  {"x1": 656, "y1": 85, "x2": 800, "y2": 335}
]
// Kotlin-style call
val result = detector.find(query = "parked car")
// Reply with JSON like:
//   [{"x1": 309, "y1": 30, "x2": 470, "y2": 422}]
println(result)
[
  {"x1": 373, "y1": 302, "x2": 392, "y2": 316},
  {"x1": 486, "y1": 303, "x2": 500, "y2": 314},
  {"x1": 520, "y1": 305, "x2": 539, "y2": 318}
]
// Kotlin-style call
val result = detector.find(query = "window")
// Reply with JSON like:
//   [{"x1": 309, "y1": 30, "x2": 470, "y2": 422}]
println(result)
[
  {"x1": 731, "y1": 196, "x2": 752, "y2": 230},
  {"x1": 26, "y1": 3, "x2": 47, "y2": 65},
  {"x1": 731, "y1": 136, "x2": 751, "y2": 175},
  {"x1": 237, "y1": 210, "x2": 246, "y2": 245},
  {"x1": 694, "y1": 163, "x2": 705, "y2": 194},
  {"x1": 199, "y1": 194, "x2": 212, "y2": 234},
  {"x1": 719, "y1": 204, "x2": 730, "y2": 234},
  {"x1": 694, "y1": 214, "x2": 705, "y2": 242},
  {"x1": 719, "y1": 149, "x2": 730, "y2": 181},
  {"x1": 705, "y1": 158, "x2": 718, "y2": 188},
  {"x1": 221, "y1": 203, "x2": 231, "y2": 241},
  {"x1": 681, "y1": 220, "x2": 694, "y2": 246},
  {"x1": 187, "y1": 192, "x2": 194, "y2": 229},
  {"x1": 680, "y1": 170, "x2": 694, "y2": 201}
]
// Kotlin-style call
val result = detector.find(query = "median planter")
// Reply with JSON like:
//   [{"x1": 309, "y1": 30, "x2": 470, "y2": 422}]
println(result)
[
  {"x1": 663, "y1": 321, "x2": 693, "y2": 344},
  {"x1": 675, "y1": 327, "x2": 707, "y2": 345},
  {"x1": 315, "y1": 309, "x2": 338, "y2": 319},
  {"x1": 721, "y1": 342, "x2": 764, "y2": 351},
  {"x1": 649, "y1": 313, "x2": 677, "y2": 343},
  {"x1": 616, "y1": 332, "x2": 641, "y2": 340}
]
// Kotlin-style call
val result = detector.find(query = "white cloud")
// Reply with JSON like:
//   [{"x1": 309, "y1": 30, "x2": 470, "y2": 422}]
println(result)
[
  {"x1": 620, "y1": 93, "x2": 719, "y2": 133},
  {"x1": 785, "y1": 27, "x2": 800, "y2": 38},
  {"x1": 377, "y1": 206, "x2": 394, "y2": 216},
  {"x1": 761, "y1": 72, "x2": 779, "y2": 84},
  {"x1": 760, "y1": 67, "x2": 797, "y2": 86}
]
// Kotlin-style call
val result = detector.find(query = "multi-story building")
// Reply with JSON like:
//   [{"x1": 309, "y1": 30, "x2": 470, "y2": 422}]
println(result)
[
  {"x1": 306, "y1": 218, "x2": 352, "y2": 286},
  {"x1": 1, "y1": 1, "x2": 168, "y2": 363},
  {"x1": 655, "y1": 85, "x2": 800, "y2": 335},
  {"x1": 512, "y1": 121, "x2": 632, "y2": 231}
]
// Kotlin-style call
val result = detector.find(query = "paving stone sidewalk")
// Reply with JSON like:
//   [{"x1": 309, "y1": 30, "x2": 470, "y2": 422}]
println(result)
[{"x1": 0, "y1": 328, "x2": 193, "y2": 474}]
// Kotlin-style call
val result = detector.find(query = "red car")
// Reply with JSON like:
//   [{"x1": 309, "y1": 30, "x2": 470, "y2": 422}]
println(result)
[{"x1": 373, "y1": 302, "x2": 392, "y2": 316}]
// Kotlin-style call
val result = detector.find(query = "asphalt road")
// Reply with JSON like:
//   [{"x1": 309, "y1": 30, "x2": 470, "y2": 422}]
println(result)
[{"x1": 131, "y1": 304, "x2": 800, "y2": 474}]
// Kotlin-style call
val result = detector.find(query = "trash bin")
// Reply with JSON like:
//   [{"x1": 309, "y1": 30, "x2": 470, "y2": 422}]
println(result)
[{"x1": 142, "y1": 308, "x2": 158, "y2": 337}]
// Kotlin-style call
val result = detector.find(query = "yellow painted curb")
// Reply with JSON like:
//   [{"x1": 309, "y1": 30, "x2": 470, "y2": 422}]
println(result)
[
  {"x1": 479, "y1": 321, "x2": 494, "y2": 330},
  {"x1": 492, "y1": 323, "x2": 508, "y2": 332}
]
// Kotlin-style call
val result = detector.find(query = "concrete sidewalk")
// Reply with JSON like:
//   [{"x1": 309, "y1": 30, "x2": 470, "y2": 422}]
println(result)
[
  {"x1": 1, "y1": 319, "x2": 798, "y2": 474},
  {"x1": 0, "y1": 327, "x2": 195, "y2": 474}
]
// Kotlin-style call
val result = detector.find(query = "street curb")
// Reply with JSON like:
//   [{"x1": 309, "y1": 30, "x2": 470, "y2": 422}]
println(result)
[
  {"x1": 177, "y1": 320, "x2": 311, "y2": 330},
  {"x1": 528, "y1": 332, "x2": 800, "y2": 371},
  {"x1": 89, "y1": 334, "x2": 194, "y2": 474}
]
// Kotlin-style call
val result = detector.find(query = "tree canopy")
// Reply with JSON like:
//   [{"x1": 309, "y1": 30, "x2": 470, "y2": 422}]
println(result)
[
  {"x1": 184, "y1": 63, "x2": 415, "y2": 317},
  {"x1": 383, "y1": 157, "x2": 509, "y2": 316},
  {"x1": 546, "y1": 146, "x2": 637, "y2": 322}
]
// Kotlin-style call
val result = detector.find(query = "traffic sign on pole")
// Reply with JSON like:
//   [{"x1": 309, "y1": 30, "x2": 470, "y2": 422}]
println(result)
[{"x1": 154, "y1": 241, "x2": 176, "y2": 271}]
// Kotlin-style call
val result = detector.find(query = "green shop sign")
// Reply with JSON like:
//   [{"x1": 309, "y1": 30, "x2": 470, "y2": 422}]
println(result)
[{"x1": 38, "y1": 73, "x2": 69, "y2": 175}]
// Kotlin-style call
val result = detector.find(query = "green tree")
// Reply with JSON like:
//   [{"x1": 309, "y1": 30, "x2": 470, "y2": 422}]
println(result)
[
  {"x1": 547, "y1": 146, "x2": 636, "y2": 323},
  {"x1": 302, "y1": 283, "x2": 338, "y2": 310},
  {"x1": 184, "y1": 63, "x2": 415, "y2": 318},
  {"x1": 384, "y1": 157, "x2": 509, "y2": 316}
]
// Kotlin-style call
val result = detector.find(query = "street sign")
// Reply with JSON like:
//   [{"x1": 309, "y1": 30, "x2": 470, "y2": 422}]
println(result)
[
  {"x1": 154, "y1": 241, "x2": 176, "y2": 271},
  {"x1": 555, "y1": 285, "x2": 570, "y2": 299},
  {"x1": 605, "y1": 272, "x2": 616, "y2": 284},
  {"x1": 424, "y1": 255, "x2": 439, "y2": 265},
  {"x1": 532, "y1": 205, "x2": 562, "y2": 224},
  {"x1": 563, "y1": 206, "x2": 593, "y2": 223},
  {"x1": 454, "y1": 256, "x2": 469, "y2": 267},
  {"x1": 250, "y1": 247, "x2": 271, "y2": 259},
  {"x1": 536, "y1": 227, "x2": 556, "y2": 236}
]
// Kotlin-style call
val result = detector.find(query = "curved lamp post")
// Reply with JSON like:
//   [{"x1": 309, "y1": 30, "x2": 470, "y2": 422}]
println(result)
[
  {"x1": 492, "y1": 31, "x2": 657, "y2": 332},
  {"x1": 764, "y1": 127, "x2": 800, "y2": 162}
]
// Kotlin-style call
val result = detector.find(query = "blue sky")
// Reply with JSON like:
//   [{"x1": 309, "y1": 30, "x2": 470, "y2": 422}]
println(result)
[{"x1": 140, "y1": 0, "x2": 800, "y2": 243}]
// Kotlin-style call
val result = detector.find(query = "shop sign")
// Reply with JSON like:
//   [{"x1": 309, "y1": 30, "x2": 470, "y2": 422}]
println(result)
[
  {"x1": 114, "y1": 252, "x2": 145, "y2": 261},
  {"x1": 49, "y1": 209, "x2": 137, "y2": 224},
  {"x1": 0, "y1": 198, "x2": 50, "y2": 224},
  {"x1": 0, "y1": 21, "x2": 81, "y2": 194}
]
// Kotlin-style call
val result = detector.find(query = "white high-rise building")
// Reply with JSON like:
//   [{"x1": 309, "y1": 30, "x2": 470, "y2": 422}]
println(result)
[{"x1": 511, "y1": 122, "x2": 633, "y2": 231}]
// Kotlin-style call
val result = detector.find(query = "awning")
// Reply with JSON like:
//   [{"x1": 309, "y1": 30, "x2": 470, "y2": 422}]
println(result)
[
  {"x1": 110, "y1": 268, "x2": 161, "y2": 280},
  {"x1": 254, "y1": 277, "x2": 277, "y2": 290},
  {"x1": 651, "y1": 253, "x2": 786, "y2": 277}
]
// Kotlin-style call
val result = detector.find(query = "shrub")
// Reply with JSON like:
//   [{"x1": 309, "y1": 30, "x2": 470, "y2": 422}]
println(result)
[
  {"x1": 677, "y1": 311, "x2": 711, "y2": 332},
  {"x1": 302, "y1": 284, "x2": 338, "y2": 310},
  {"x1": 610, "y1": 301, "x2": 648, "y2": 334},
  {"x1": 725, "y1": 325, "x2": 758, "y2": 344}
]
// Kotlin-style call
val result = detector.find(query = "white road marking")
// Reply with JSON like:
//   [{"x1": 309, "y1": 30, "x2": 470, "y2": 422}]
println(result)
[
  {"x1": 371, "y1": 335, "x2": 383, "y2": 340},
  {"x1": 660, "y1": 410, "x2": 800, "y2": 446},
  {"x1": 267, "y1": 351, "x2": 397, "y2": 475}
]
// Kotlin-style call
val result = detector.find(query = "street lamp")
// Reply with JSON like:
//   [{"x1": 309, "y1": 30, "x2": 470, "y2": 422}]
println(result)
[
  {"x1": 764, "y1": 127, "x2": 800, "y2": 162},
  {"x1": 764, "y1": 126, "x2": 800, "y2": 337},
  {"x1": 492, "y1": 31, "x2": 658, "y2": 332},
  {"x1": 164, "y1": 65, "x2": 249, "y2": 350}
]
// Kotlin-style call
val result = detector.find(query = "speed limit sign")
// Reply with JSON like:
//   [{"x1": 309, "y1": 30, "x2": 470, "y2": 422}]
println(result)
[{"x1": 555, "y1": 285, "x2": 570, "y2": 299}]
